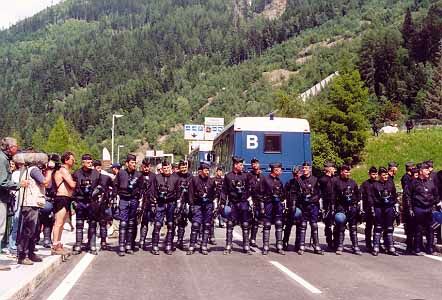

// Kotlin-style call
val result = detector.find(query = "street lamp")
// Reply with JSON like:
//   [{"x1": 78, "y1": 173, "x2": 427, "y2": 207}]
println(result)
[
  {"x1": 111, "y1": 114, "x2": 124, "y2": 163},
  {"x1": 117, "y1": 145, "x2": 125, "y2": 164}
]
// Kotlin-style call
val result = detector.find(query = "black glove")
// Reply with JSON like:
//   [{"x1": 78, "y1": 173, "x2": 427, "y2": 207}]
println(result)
[{"x1": 408, "y1": 208, "x2": 415, "y2": 218}]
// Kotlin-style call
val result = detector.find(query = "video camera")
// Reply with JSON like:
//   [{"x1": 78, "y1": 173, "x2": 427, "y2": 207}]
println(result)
[{"x1": 232, "y1": 180, "x2": 245, "y2": 197}]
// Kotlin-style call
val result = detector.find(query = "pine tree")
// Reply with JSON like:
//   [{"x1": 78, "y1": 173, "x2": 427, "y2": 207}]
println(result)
[
  {"x1": 44, "y1": 116, "x2": 72, "y2": 155},
  {"x1": 423, "y1": 41, "x2": 442, "y2": 119},
  {"x1": 31, "y1": 128, "x2": 47, "y2": 152},
  {"x1": 402, "y1": 7, "x2": 415, "y2": 51}
]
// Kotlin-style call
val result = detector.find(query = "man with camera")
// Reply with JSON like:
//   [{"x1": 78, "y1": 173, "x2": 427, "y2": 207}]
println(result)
[
  {"x1": 221, "y1": 156, "x2": 251, "y2": 255},
  {"x1": 174, "y1": 160, "x2": 192, "y2": 250},
  {"x1": 114, "y1": 154, "x2": 144, "y2": 256},
  {"x1": 15, "y1": 152, "x2": 55, "y2": 265},
  {"x1": 258, "y1": 162, "x2": 285, "y2": 255},
  {"x1": 151, "y1": 161, "x2": 180, "y2": 255},
  {"x1": 187, "y1": 162, "x2": 215, "y2": 255},
  {"x1": 72, "y1": 154, "x2": 102, "y2": 255}
]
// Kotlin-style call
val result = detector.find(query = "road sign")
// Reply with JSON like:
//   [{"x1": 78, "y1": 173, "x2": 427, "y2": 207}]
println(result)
[
  {"x1": 184, "y1": 124, "x2": 205, "y2": 140},
  {"x1": 204, "y1": 117, "x2": 224, "y2": 140}
]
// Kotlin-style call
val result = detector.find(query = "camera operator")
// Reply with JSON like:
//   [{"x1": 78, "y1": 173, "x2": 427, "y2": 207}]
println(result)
[
  {"x1": 16, "y1": 154, "x2": 54, "y2": 265},
  {"x1": 72, "y1": 154, "x2": 102, "y2": 255},
  {"x1": 1, "y1": 138, "x2": 28, "y2": 260},
  {"x1": 52, "y1": 151, "x2": 76, "y2": 256},
  {"x1": 114, "y1": 154, "x2": 144, "y2": 256},
  {"x1": 151, "y1": 161, "x2": 180, "y2": 255}
]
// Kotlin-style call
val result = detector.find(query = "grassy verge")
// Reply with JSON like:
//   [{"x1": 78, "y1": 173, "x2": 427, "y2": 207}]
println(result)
[{"x1": 351, "y1": 128, "x2": 442, "y2": 187}]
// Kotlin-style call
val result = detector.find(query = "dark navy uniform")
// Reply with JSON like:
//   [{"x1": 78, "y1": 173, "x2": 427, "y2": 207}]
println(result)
[
  {"x1": 221, "y1": 169, "x2": 251, "y2": 254},
  {"x1": 360, "y1": 176, "x2": 377, "y2": 251},
  {"x1": 282, "y1": 176, "x2": 299, "y2": 250},
  {"x1": 404, "y1": 175, "x2": 439, "y2": 254},
  {"x1": 208, "y1": 174, "x2": 224, "y2": 244},
  {"x1": 258, "y1": 172, "x2": 284, "y2": 255},
  {"x1": 295, "y1": 174, "x2": 323, "y2": 255},
  {"x1": 332, "y1": 176, "x2": 361, "y2": 255},
  {"x1": 72, "y1": 167, "x2": 101, "y2": 255},
  {"x1": 97, "y1": 172, "x2": 113, "y2": 250},
  {"x1": 175, "y1": 171, "x2": 192, "y2": 249},
  {"x1": 187, "y1": 172, "x2": 215, "y2": 255},
  {"x1": 151, "y1": 172, "x2": 180, "y2": 255},
  {"x1": 247, "y1": 169, "x2": 263, "y2": 247},
  {"x1": 401, "y1": 171, "x2": 415, "y2": 252},
  {"x1": 318, "y1": 174, "x2": 335, "y2": 249},
  {"x1": 369, "y1": 177, "x2": 398, "y2": 255},
  {"x1": 139, "y1": 169, "x2": 155, "y2": 250},
  {"x1": 114, "y1": 168, "x2": 144, "y2": 255}
]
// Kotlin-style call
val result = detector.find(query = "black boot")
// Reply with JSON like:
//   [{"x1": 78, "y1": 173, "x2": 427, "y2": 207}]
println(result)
[
  {"x1": 386, "y1": 232, "x2": 398, "y2": 256},
  {"x1": 100, "y1": 223, "x2": 108, "y2": 251},
  {"x1": 336, "y1": 227, "x2": 345, "y2": 255},
  {"x1": 296, "y1": 221, "x2": 307, "y2": 255},
  {"x1": 275, "y1": 220, "x2": 284, "y2": 255},
  {"x1": 165, "y1": 222, "x2": 174, "y2": 255},
  {"x1": 201, "y1": 223, "x2": 210, "y2": 255},
  {"x1": 176, "y1": 226, "x2": 185, "y2": 250},
  {"x1": 242, "y1": 222, "x2": 252, "y2": 254},
  {"x1": 43, "y1": 226, "x2": 52, "y2": 249},
  {"x1": 118, "y1": 221, "x2": 127, "y2": 256},
  {"x1": 350, "y1": 225, "x2": 361, "y2": 255},
  {"x1": 224, "y1": 221, "x2": 233, "y2": 255},
  {"x1": 140, "y1": 224, "x2": 148, "y2": 251},
  {"x1": 250, "y1": 221, "x2": 258, "y2": 247},
  {"x1": 151, "y1": 222, "x2": 161, "y2": 255},
  {"x1": 209, "y1": 223, "x2": 217, "y2": 245},
  {"x1": 125, "y1": 220, "x2": 135, "y2": 254},
  {"x1": 73, "y1": 218, "x2": 84, "y2": 255},
  {"x1": 311, "y1": 223, "x2": 323, "y2": 255},
  {"x1": 324, "y1": 223, "x2": 333, "y2": 250},
  {"x1": 414, "y1": 229, "x2": 424, "y2": 255},
  {"x1": 365, "y1": 221, "x2": 373, "y2": 252},
  {"x1": 88, "y1": 220, "x2": 98, "y2": 255},
  {"x1": 372, "y1": 231, "x2": 381, "y2": 256},
  {"x1": 283, "y1": 223, "x2": 292, "y2": 251},
  {"x1": 187, "y1": 222, "x2": 199, "y2": 255},
  {"x1": 426, "y1": 228, "x2": 435, "y2": 255},
  {"x1": 262, "y1": 224, "x2": 271, "y2": 255}
]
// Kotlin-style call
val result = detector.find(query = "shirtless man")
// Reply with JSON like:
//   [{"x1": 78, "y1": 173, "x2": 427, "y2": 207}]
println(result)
[{"x1": 52, "y1": 151, "x2": 76, "y2": 255}]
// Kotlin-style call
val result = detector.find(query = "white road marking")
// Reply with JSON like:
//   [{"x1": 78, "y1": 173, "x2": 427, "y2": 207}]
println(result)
[
  {"x1": 47, "y1": 253, "x2": 96, "y2": 300},
  {"x1": 269, "y1": 261, "x2": 322, "y2": 294}
]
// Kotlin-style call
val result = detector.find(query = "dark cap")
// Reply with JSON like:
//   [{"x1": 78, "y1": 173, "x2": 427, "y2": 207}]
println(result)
[
  {"x1": 251, "y1": 157, "x2": 259, "y2": 164},
  {"x1": 111, "y1": 163, "x2": 121, "y2": 169},
  {"x1": 368, "y1": 166, "x2": 377, "y2": 174},
  {"x1": 162, "y1": 160, "x2": 170, "y2": 167},
  {"x1": 126, "y1": 154, "x2": 136, "y2": 162},
  {"x1": 411, "y1": 167, "x2": 418, "y2": 174},
  {"x1": 388, "y1": 162, "x2": 397, "y2": 169},
  {"x1": 405, "y1": 162, "x2": 415, "y2": 171},
  {"x1": 424, "y1": 160, "x2": 433, "y2": 168},
  {"x1": 198, "y1": 162, "x2": 210, "y2": 170},
  {"x1": 216, "y1": 166, "x2": 224, "y2": 172},
  {"x1": 270, "y1": 162, "x2": 282, "y2": 169},
  {"x1": 232, "y1": 156, "x2": 244, "y2": 164},
  {"x1": 178, "y1": 160, "x2": 187, "y2": 167},
  {"x1": 341, "y1": 165, "x2": 351, "y2": 171},
  {"x1": 292, "y1": 165, "x2": 302, "y2": 173},
  {"x1": 81, "y1": 154, "x2": 93, "y2": 161},
  {"x1": 420, "y1": 162, "x2": 430, "y2": 170},
  {"x1": 142, "y1": 158, "x2": 151, "y2": 166},
  {"x1": 93, "y1": 160, "x2": 102, "y2": 167},
  {"x1": 324, "y1": 162, "x2": 335, "y2": 168},
  {"x1": 302, "y1": 161, "x2": 311, "y2": 167},
  {"x1": 378, "y1": 167, "x2": 388, "y2": 174}
]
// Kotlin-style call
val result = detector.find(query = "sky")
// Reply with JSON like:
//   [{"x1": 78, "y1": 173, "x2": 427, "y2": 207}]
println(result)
[{"x1": 0, "y1": 0, "x2": 63, "y2": 29}]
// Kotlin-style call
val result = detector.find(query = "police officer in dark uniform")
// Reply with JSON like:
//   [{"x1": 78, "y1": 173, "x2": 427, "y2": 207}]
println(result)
[
  {"x1": 387, "y1": 162, "x2": 398, "y2": 183},
  {"x1": 258, "y1": 162, "x2": 285, "y2": 255},
  {"x1": 114, "y1": 154, "x2": 144, "y2": 256},
  {"x1": 92, "y1": 160, "x2": 113, "y2": 251},
  {"x1": 247, "y1": 158, "x2": 263, "y2": 247},
  {"x1": 208, "y1": 167, "x2": 224, "y2": 245},
  {"x1": 318, "y1": 162, "x2": 336, "y2": 250},
  {"x1": 294, "y1": 162, "x2": 323, "y2": 255},
  {"x1": 360, "y1": 166, "x2": 378, "y2": 252},
  {"x1": 369, "y1": 167, "x2": 399, "y2": 256},
  {"x1": 282, "y1": 166, "x2": 302, "y2": 250},
  {"x1": 401, "y1": 162, "x2": 415, "y2": 253},
  {"x1": 175, "y1": 160, "x2": 192, "y2": 250},
  {"x1": 72, "y1": 154, "x2": 102, "y2": 255},
  {"x1": 138, "y1": 158, "x2": 156, "y2": 251},
  {"x1": 187, "y1": 162, "x2": 215, "y2": 255},
  {"x1": 332, "y1": 165, "x2": 362, "y2": 255},
  {"x1": 151, "y1": 161, "x2": 180, "y2": 255},
  {"x1": 221, "y1": 156, "x2": 251, "y2": 255},
  {"x1": 404, "y1": 162, "x2": 440, "y2": 255}
]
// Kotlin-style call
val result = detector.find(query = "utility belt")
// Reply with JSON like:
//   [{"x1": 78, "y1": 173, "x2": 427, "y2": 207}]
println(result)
[
  {"x1": 194, "y1": 197, "x2": 212, "y2": 206},
  {"x1": 373, "y1": 202, "x2": 395, "y2": 209},
  {"x1": 75, "y1": 196, "x2": 93, "y2": 204}
]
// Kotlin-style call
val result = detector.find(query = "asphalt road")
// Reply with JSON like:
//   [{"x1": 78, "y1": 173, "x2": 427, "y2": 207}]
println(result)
[{"x1": 29, "y1": 225, "x2": 442, "y2": 300}]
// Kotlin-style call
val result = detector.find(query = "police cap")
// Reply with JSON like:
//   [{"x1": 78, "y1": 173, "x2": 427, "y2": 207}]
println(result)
[
  {"x1": 405, "y1": 162, "x2": 415, "y2": 171},
  {"x1": 388, "y1": 162, "x2": 397, "y2": 169},
  {"x1": 420, "y1": 162, "x2": 430, "y2": 170},
  {"x1": 270, "y1": 162, "x2": 282, "y2": 169},
  {"x1": 199, "y1": 162, "x2": 210, "y2": 170},
  {"x1": 424, "y1": 160, "x2": 433, "y2": 168},
  {"x1": 251, "y1": 157, "x2": 259, "y2": 164},
  {"x1": 324, "y1": 162, "x2": 335, "y2": 168},
  {"x1": 162, "y1": 160, "x2": 170, "y2": 167},
  {"x1": 341, "y1": 165, "x2": 351, "y2": 171},
  {"x1": 378, "y1": 167, "x2": 388, "y2": 174},
  {"x1": 178, "y1": 160, "x2": 187, "y2": 167},
  {"x1": 111, "y1": 163, "x2": 121, "y2": 169},
  {"x1": 81, "y1": 154, "x2": 93, "y2": 161},
  {"x1": 302, "y1": 161, "x2": 311, "y2": 167},
  {"x1": 142, "y1": 158, "x2": 150, "y2": 166},
  {"x1": 232, "y1": 156, "x2": 244, "y2": 164},
  {"x1": 368, "y1": 166, "x2": 377, "y2": 174},
  {"x1": 93, "y1": 160, "x2": 102, "y2": 167}
]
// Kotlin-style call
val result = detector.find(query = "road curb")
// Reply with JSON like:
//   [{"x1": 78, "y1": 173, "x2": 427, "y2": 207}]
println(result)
[
  {"x1": 4, "y1": 255, "x2": 64, "y2": 300},
  {"x1": 357, "y1": 225, "x2": 442, "y2": 253}
]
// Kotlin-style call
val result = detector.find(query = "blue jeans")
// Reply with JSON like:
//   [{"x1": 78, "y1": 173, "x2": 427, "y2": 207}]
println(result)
[{"x1": 8, "y1": 199, "x2": 21, "y2": 252}]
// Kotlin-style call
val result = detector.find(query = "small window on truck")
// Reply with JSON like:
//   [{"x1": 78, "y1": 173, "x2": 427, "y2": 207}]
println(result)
[{"x1": 264, "y1": 134, "x2": 281, "y2": 153}]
